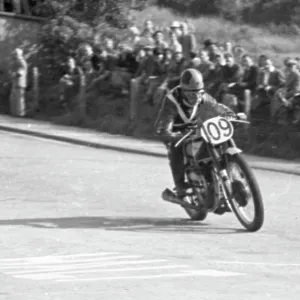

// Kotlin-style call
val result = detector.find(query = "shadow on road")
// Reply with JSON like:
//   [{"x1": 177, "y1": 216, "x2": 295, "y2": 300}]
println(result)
[{"x1": 0, "y1": 216, "x2": 246, "y2": 234}]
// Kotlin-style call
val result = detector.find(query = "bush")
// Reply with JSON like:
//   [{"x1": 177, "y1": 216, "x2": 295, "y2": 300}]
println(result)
[
  {"x1": 33, "y1": 0, "x2": 134, "y2": 116},
  {"x1": 157, "y1": 0, "x2": 218, "y2": 16},
  {"x1": 155, "y1": 0, "x2": 300, "y2": 30}
]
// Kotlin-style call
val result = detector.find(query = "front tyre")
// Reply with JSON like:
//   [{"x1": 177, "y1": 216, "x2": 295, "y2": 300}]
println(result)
[{"x1": 226, "y1": 154, "x2": 264, "y2": 232}]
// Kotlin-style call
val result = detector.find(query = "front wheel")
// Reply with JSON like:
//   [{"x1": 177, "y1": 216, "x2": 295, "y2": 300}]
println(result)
[{"x1": 225, "y1": 154, "x2": 264, "y2": 232}]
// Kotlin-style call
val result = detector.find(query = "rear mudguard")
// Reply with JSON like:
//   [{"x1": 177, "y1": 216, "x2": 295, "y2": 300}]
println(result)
[{"x1": 225, "y1": 147, "x2": 242, "y2": 156}]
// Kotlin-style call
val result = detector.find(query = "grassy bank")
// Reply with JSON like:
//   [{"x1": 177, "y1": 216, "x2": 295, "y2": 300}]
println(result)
[{"x1": 131, "y1": 6, "x2": 300, "y2": 66}]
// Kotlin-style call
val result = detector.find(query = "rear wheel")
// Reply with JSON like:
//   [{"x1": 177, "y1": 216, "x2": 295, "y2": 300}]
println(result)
[
  {"x1": 184, "y1": 192, "x2": 208, "y2": 221},
  {"x1": 183, "y1": 174, "x2": 208, "y2": 221},
  {"x1": 225, "y1": 154, "x2": 264, "y2": 232}
]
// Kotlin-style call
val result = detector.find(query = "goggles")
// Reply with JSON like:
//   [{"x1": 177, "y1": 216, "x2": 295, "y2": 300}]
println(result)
[{"x1": 184, "y1": 89, "x2": 205, "y2": 103}]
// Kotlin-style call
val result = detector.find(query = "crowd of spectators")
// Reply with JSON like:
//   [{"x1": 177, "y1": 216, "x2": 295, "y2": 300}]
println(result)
[
  {"x1": 3, "y1": 1, "x2": 300, "y2": 126},
  {"x1": 58, "y1": 19, "x2": 300, "y2": 125}
]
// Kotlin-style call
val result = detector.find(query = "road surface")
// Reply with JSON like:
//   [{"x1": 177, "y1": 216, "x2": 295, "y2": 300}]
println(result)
[{"x1": 0, "y1": 131, "x2": 299, "y2": 300}]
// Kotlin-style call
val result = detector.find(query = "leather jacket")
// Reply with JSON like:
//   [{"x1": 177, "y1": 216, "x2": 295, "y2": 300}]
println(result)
[{"x1": 155, "y1": 86, "x2": 236, "y2": 143}]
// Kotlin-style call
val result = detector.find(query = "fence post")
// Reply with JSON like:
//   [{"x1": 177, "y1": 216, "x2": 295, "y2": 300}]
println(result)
[
  {"x1": 10, "y1": 84, "x2": 26, "y2": 117},
  {"x1": 77, "y1": 67, "x2": 86, "y2": 120},
  {"x1": 129, "y1": 78, "x2": 139, "y2": 124},
  {"x1": 244, "y1": 89, "x2": 251, "y2": 120},
  {"x1": 32, "y1": 66, "x2": 39, "y2": 112}
]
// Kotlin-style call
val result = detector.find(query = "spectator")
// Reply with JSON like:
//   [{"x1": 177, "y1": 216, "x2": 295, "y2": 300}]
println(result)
[
  {"x1": 103, "y1": 38, "x2": 118, "y2": 56},
  {"x1": 83, "y1": 59, "x2": 98, "y2": 91},
  {"x1": 197, "y1": 50, "x2": 215, "y2": 85},
  {"x1": 115, "y1": 45, "x2": 139, "y2": 95},
  {"x1": 144, "y1": 47, "x2": 166, "y2": 105},
  {"x1": 141, "y1": 20, "x2": 154, "y2": 41},
  {"x1": 258, "y1": 54, "x2": 267, "y2": 69},
  {"x1": 87, "y1": 49, "x2": 118, "y2": 93},
  {"x1": 222, "y1": 53, "x2": 243, "y2": 84},
  {"x1": 130, "y1": 45, "x2": 155, "y2": 115},
  {"x1": 168, "y1": 31, "x2": 182, "y2": 54},
  {"x1": 169, "y1": 21, "x2": 182, "y2": 39},
  {"x1": 224, "y1": 42, "x2": 233, "y2": 55},
  {"x1": 165, "y1": 46, "x2": 187, "y2": 89},
  {"x1": 127, "y1": 26, "x2": 142, "y2": 52},
  {"x1": 153, "y1": 48, "x2": 175, "y2": 106},
  {"x1": 91, "y1": 45, "x2": 104, "y2": 72},
  {"x1": 59, "y1": 57, "x2": 80, "y2": 108},
  {"x1": 153, "y1": 30, "x2": 168, "y2": 52},
  {"x1": 217, "y1": 52, "x2": 243, "y2": 102},
  {"x1": 9, "y1": 48, "x2": 28, "y2": 116},
  {"x1": 76, "y1": 43, "x2": 94, "y2": 68},
  {"x1": 207, "y1": 53, "x2": 224, "y2": 98},
  {"x1": 162, "y1": 48, "x2": 173, "y2": 72},
  {"x1": 231, "y1": 54, "x2": 259, "y2": 96},
  {"x1": 227, "y1": 54, "x2": 259, "y2": 114},
  {"x1": 134, "y1": 45, "x2": 154, "y2": 79},
  {"x1": 253, "y1": 57, "x2": 285, "y2": 116},
  {"x1": 185, "y1": 51, "x2": 201, "y2": 69},
  {"x1": 178, "y1": 22, "x2": 197, "y2": 59},
  {"x1": 203, "y1": 39, "x2": 219, "y2": 63},
  {"x1": 273, "y1": 58, "x2": 300, "y2": 124},
  {"x1": 117, "y1": 45, "x2": 139, "y2": 75},
  {"x1": 233, "y1": 46, "x2": 246, "y2": 64},
  {"x1": 136, "y1": 48, "x2": 146, "y2": 64}
]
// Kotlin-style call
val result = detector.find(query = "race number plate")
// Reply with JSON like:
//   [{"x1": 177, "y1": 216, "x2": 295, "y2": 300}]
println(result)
[{"x1": 200, "y1": 116, "x2": 234, "y2": 145}]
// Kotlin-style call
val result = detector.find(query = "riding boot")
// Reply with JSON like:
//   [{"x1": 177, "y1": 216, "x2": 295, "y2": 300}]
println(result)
[{"x1": 167, "y1": 142, "x2": 186, "y2": 197}]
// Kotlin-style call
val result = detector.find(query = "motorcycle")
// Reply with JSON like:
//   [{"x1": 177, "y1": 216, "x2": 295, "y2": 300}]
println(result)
[{"x1": 162, "y1": 115, "x2": 264, "y2": 232}]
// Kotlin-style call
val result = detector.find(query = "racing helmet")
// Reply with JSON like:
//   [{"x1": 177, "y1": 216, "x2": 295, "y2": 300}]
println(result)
[{"x1": 180, "y1": 69, "x2": 204, "y2": 106}]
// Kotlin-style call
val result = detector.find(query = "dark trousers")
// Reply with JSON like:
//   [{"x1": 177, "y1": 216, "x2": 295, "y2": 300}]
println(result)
[{"x1": 166, "y1": 142, "x2": 185, "y2": 189}]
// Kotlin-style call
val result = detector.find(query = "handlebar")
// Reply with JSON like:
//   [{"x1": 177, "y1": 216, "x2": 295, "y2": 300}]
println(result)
[
  {"x1": 175, "y1": 129, "x2": 195, "y2": 148},
  {"x1": 174, "y1": 118, "x2": 250, "y2": 148}
]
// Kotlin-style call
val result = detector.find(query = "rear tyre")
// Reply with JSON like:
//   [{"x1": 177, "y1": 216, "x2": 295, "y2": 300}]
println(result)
[
  {"x1": 184, "y1": 202, "x2": 208, "y2": 221},
  {"x1": 183, "y1": 177, "x2": 208, "y2": 221},
  {"x1": 226, "y1": 154, "x2": 264, "y2": 232}
]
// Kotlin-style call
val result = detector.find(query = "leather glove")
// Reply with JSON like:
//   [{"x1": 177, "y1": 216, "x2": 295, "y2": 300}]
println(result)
[{"x1": 236, "y1": 112, "x2": 247, "y2": 121}]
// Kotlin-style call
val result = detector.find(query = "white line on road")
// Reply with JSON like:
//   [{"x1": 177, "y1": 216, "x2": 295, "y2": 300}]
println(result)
[
  {"x1": 14, "y1": 265, "x2": 191, "y2": 279},
  {"x1": 57, "y1": 270, "x2": 245, "y2": 282},
  {"x1": 0, "y1": 255, "x2": 142, "y2": 268},
  {"x1": 214, "y1": 261, "x2": 300, "y2": 267},
  {"x1": 0, "y1": 252, "x2": 120, "y2": 262},
  {"x1": 5, "y1": 259, "x2": 169, "y2": 275}
]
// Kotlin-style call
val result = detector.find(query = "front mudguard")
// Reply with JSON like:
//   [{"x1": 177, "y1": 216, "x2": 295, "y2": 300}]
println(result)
[{"x1": 225, "y1": 147, "x2": 242, "y2": 156}]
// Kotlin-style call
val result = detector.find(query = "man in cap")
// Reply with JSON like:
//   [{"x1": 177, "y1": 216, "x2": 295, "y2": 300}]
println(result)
[
  {"x1": 178, "y1": 22, "x2": 197, "y2": 59},
  {"x1": 170, "y1": 21, "x2": 182, "y2": 39}
]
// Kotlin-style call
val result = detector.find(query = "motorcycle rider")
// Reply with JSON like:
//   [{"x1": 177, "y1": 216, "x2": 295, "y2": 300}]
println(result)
[{"x1": 155, "y1": 68, "x2": 245, "y2": 202}]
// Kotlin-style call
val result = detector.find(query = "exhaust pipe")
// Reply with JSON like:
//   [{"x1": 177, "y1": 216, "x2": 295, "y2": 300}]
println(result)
[{"x1": 162, "y1": 189, "x2": 199, "y2": 210}]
